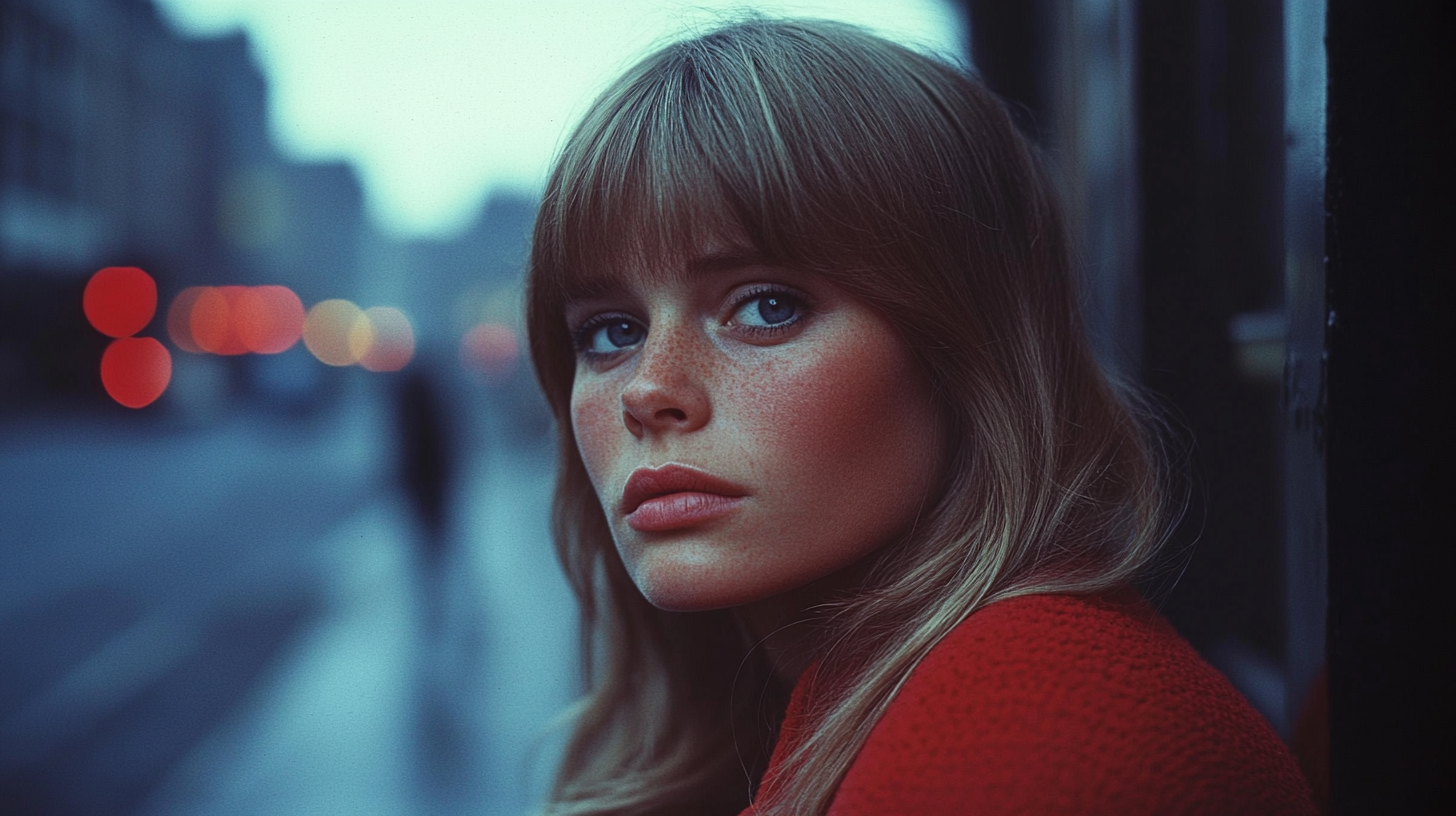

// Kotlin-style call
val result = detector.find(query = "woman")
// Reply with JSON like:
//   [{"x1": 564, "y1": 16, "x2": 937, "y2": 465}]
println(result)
[{"x1": 525, "y1": 18, "x2": 1314, "y2": 816}]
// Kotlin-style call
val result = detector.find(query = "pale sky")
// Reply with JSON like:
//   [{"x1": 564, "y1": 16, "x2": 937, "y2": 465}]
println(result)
[{"x1": 152, "y1": 0, "x2": 968, "y2": 239}]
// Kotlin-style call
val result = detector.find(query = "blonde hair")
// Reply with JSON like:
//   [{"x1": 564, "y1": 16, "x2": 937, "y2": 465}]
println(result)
[{"x1": 526, "y1": 18, "x2": 1175, "y2": 816}]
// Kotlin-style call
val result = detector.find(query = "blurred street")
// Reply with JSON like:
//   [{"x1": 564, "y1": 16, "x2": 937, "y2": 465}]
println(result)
[{"x1": 0, "y1": 378, "x2": 578, "y2": 816}]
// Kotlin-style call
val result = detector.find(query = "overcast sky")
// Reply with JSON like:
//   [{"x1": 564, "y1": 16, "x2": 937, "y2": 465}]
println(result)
[{"x1": 152, "y1": 0, "x2": 968, "y2": 239}]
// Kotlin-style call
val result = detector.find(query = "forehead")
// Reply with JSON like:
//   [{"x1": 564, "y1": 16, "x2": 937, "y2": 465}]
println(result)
[{"x1": 563, "y1": 239, "x2": 770, "y2": 302}]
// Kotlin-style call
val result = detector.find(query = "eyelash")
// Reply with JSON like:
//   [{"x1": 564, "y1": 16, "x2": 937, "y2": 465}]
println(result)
[
  {"x1": 728, "y1": 285, "x2": 809, "y2": 337},
  {"x1": 568, "y1": 286, "x2": 811, "y2": 360},
  {"x1": 570, "y1": 312, "x2": 639, "y2": 360}
]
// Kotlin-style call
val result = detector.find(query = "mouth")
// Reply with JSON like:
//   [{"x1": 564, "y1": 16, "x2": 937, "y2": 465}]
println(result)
[{"x1": 620, "y1": 464, "x2": 749, "y2": 532}]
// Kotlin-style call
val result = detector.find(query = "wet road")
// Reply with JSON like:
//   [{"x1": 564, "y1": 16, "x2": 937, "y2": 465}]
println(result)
[{"x1": 0, "y1": 379, "x2": 577, "y2": 815}]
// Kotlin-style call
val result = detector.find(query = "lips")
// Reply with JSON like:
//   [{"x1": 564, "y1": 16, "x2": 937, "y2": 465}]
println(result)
[{"x1": 620, "y1": 464, "x2": 748, "y2": 532}]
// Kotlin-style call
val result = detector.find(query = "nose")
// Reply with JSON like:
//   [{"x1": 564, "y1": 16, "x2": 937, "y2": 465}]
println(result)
[{"x1": 620, "y1": 328, "x2": 710, "y2": 438}]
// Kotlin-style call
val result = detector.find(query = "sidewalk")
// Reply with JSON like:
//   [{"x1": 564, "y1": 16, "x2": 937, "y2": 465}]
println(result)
[{"x1": 137, "y1": 428, "x2": 578, "y2": 816}]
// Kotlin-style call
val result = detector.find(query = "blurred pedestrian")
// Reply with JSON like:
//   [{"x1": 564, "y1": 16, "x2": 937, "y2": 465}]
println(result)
[
  {"x1": 395, "y1": 361, "x2": 455, "y2": 555},
  {"x1": 390, "y1": 358, "x2": 471, "y2": 796}
]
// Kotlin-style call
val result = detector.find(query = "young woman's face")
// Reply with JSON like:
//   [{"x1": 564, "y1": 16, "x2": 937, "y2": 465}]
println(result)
[{"x1": 566, "y1": 245, "x2": 946, "y2": 613}]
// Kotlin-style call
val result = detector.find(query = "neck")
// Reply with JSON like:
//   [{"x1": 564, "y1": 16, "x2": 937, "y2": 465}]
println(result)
[
  {"x1": 737, "y1": 595, "x2": 820, "y2": 686},
  {"x1": 735, "y1": 555, "x2": 880, "y2": 686}
]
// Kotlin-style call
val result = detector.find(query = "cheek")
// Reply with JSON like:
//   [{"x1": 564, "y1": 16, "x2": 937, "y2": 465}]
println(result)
[
  {"x1": 730, "y1": 331, "x2": 939, "y2": 512},
  {"x1": 759, "y1": 344, "x2": 920, "y2": 453},
  {"x1": 570, "y1": 378, "x2": 619, "y2": 489},
  {"x1": 793, "y1": 354, "x2": 889, "y2": 441}
]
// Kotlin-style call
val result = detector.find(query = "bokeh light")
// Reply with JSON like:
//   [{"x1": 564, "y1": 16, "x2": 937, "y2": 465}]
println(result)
[
  {"x1": 190, "y1": 286, "x2": 250, "y2": 355},
  {"x1": 84, "y1": 267, "x2": 157, "y2": 338},
  {"x1": 168, "y1": 284, "x2": 306, "y2": 355},
  {"x1": 350, "y1": 306, "x2": 415, "y2": 372},
  {"x1": 303, "y1": 299, "x2": 364, "y2": 366},
  {"x1": 101, "y1": 337, "x2": 172, "y2": 408},
  {"x1": 235, "y1": 285, "x2": 306, "y2": 354},
  {"x1": 167, "y1": 286, "x2": 207, "y2": 353},
  {"x1": 461, "y1": 322, "x2": 519, "y2": 378}
]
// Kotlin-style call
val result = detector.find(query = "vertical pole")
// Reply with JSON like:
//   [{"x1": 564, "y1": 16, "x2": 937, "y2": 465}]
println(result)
[{"x1": 1281, "y1": 0, "x2": 1327, "y2": 805}]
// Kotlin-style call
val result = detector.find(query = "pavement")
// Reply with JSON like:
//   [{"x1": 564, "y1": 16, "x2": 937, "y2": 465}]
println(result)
[{"x1": 1, "y1": 377, "x2": 579, "y2": 816}]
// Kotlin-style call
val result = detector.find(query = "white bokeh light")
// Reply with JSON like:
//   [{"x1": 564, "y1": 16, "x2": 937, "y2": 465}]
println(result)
[{"x1": 153, "y1": 0, "x2": 967, "y2": 238}]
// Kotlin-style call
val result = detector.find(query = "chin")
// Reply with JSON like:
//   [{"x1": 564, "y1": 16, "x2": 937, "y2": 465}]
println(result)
[{"x1": 628, "y1": 555, "x2": 764, "y2": 613}]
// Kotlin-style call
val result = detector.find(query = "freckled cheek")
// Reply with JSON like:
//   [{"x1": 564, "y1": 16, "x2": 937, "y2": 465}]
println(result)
[
  {"x1": 570, "y1": 380, "x2": 621, "y2": 493},
  {"x1": 730, "y1": 343, "x2": 907, "y2": 465}
]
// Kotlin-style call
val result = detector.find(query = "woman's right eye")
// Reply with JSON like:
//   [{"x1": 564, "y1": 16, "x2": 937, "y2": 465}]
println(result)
[{"x1": 574, "y1": 317, "x2": 646, "y2": 356}]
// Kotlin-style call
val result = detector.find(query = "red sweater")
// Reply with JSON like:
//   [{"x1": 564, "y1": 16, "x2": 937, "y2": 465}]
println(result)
[{"x1": 744, "y1": 592, "x2": 1316, "y2": 815}]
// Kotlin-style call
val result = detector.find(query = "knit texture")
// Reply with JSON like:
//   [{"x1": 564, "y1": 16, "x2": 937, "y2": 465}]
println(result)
[{"x1": 745, "y1": 592, "x2": 1316, "y2": 815}]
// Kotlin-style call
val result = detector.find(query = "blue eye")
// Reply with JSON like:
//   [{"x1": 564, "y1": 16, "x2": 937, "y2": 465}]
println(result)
[
  {"x1": 732, "y1": 291, "x2": 803, "y2": 329},
  {"x1": 576, "y1": 317, "x2": 645, "y2": 355}
]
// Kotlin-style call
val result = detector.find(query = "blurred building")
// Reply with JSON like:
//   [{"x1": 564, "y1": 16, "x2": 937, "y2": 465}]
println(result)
[
  {"x1": 0, "y1": 0, "x2": 367, "y2": 413},
  {"x1": 1, "y1": 6, "x2": 554, "y2": 816}
]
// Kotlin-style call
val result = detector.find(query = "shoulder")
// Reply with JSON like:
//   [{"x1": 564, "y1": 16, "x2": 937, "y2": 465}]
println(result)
[{"x1": 829, "y1": 592, "x2": 1315, "y2": 816}]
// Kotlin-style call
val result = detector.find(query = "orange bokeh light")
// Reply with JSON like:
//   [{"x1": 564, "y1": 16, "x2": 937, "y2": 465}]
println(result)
[
  {"x1": 190, "y1": 286, "x2": 249, "y2": 355},
  {"x1": 303, "y1": 299, "x2": 364, "y2": 366},
  {"x1": 84, "y1": 267, "x2": 156, "y2": 338},
  {"x1": 235, "y1": 285, "x2": 305, "y2": 354},
  {"x1": 167, "y1": 287, "x2": 207, "y2": 353},
  {"x1": 101, "y1": 337, "x2": 172, "y2": 408},
  {"x1": 169, "y1": 284, "x2": 306, "y2": 356},
  {"x1": 461, "y1": 323, "x2": 519, "y2": 378},
  {"x1": 350, "y1": 306, "x2": 415, "y2": 372}
]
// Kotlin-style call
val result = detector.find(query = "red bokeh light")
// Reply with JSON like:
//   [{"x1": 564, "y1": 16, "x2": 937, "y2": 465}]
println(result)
[
  {"x1": 167, "y1": 287, "x2": 207, "y2": 353},
  {"x1": 172, "y1": 284, "x2": 306, "y2": 356},
  {"x1": 235, "y1": 285, "x2": 305, "y2": 354},
  {"x1": 101, "y1": 337, "x2": 172, "y2": 408},
  {"x1": 190, "y1": 286, "x2": 249, "y2": 355},
  {"x1": 84, "y1": 267, "x2": 156, "y2": 338}
]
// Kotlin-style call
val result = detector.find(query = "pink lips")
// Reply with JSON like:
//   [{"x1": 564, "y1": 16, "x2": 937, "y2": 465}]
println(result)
[{"x1": 621, "y1": 464, "x2": 748, "y2": 532}]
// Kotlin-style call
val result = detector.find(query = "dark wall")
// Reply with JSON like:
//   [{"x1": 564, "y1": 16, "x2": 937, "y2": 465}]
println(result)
[
  {"x1": 964, "y1": 0, "x2": 1291, "y2": 673},
  {"x1": 964, "y1": 0, "x2": 1456, "y2": 808},
  {"x1": 1136, "y1": 0, "x2": 1287, "y2": 662},
  {"x1": 1325, "y1": 1, "x2": 1454, "y2": 811}
]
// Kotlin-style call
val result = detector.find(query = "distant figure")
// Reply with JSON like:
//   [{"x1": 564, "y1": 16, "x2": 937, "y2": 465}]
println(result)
[
  {"x1": 391, "y1": 360, "x2": 470, "y2": 796},
  {"x1": 395, "y1": 363, "x2": 455, "y2": 555}
]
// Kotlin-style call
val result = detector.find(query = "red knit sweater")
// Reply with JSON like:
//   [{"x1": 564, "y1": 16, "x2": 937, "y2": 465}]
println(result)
[{"x1": 744, "y1": 592, "x2": 1316, "y2": 815}]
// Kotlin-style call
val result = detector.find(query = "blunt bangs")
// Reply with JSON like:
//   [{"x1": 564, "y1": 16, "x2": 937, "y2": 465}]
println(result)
[
  {"x1": 529, "y1": 17, "x2": 1060, "y2": 439},
  {"x1": 530, "y1": 18, "x2": 993, "y2": 366},
  {"x1": 546, "y1": 63, "x2": 737, "y2": 295}
]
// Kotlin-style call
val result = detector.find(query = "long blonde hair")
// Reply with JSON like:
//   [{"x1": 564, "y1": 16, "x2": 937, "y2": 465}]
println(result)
[{"x1": 526, "y1": 18, "x2": 1175, "y2": 816}]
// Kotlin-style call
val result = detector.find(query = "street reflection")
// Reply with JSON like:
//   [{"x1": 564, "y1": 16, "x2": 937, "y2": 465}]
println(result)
[{"x1": 1, "y1": 363, "x2": 575, "y2": 815}]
